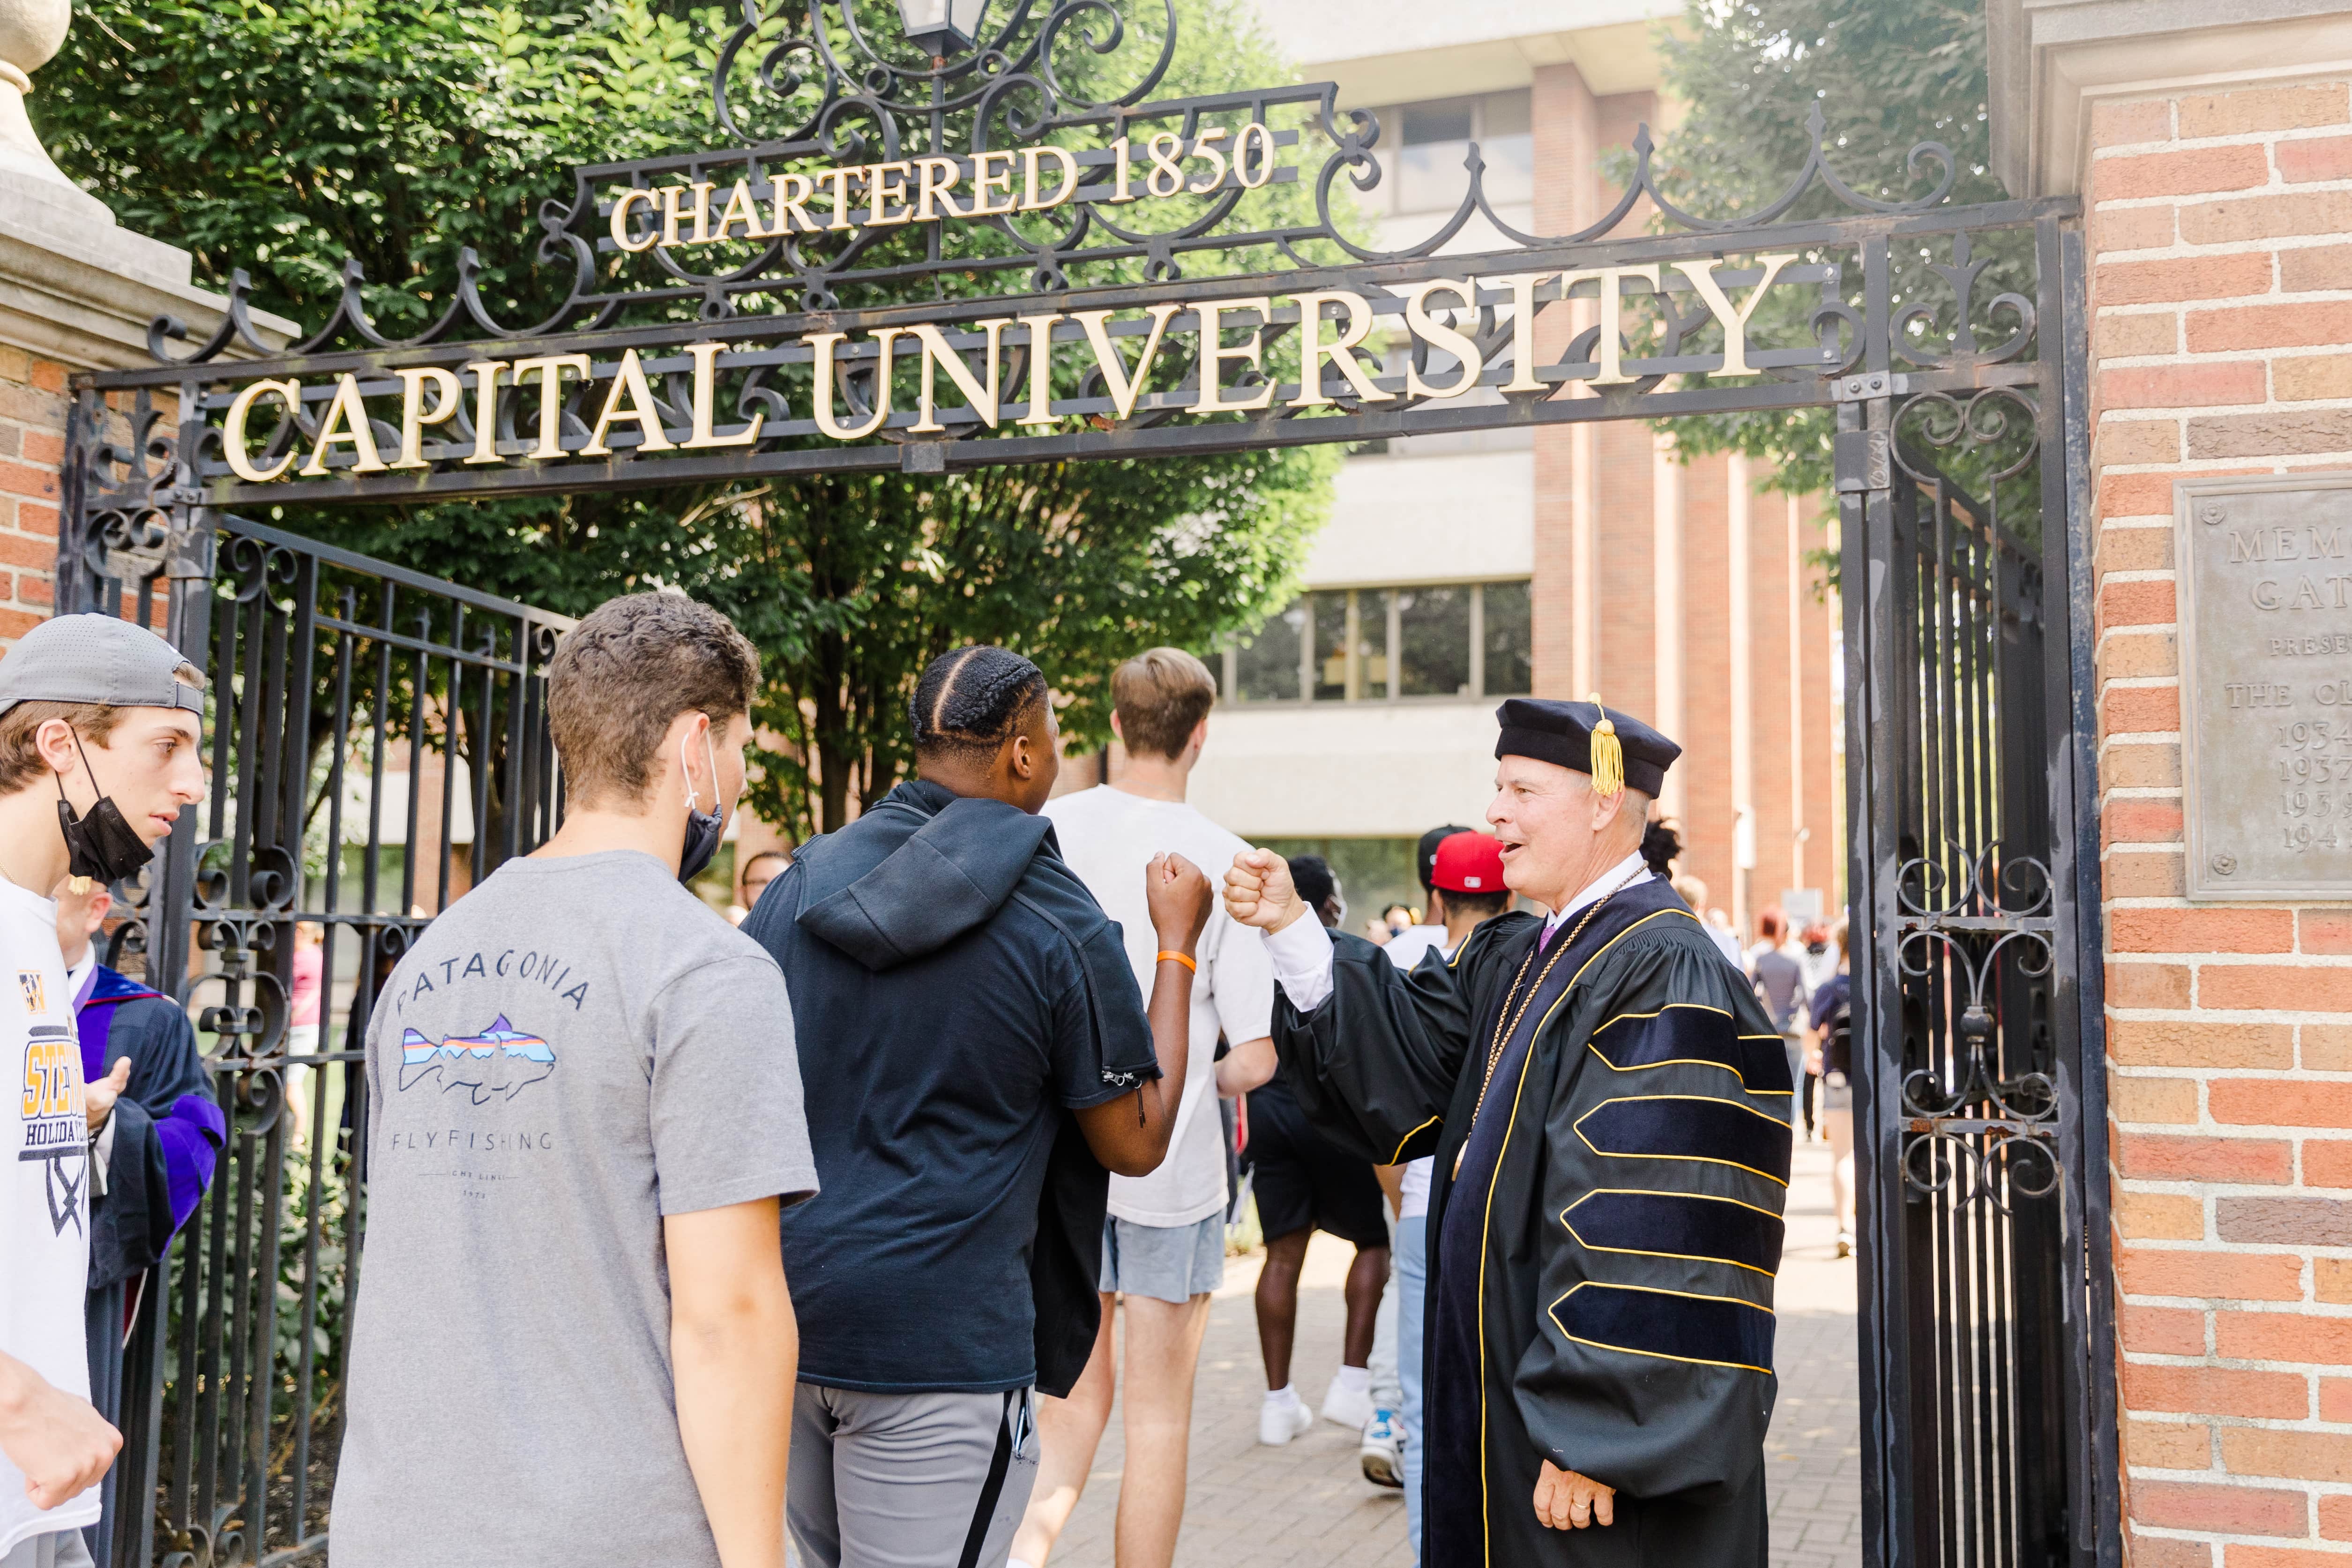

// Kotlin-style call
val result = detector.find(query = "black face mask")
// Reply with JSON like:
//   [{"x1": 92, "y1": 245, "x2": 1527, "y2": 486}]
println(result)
[
  {"x1": 677, "y1": 730, "x2": 728, "y2": 885},
  {"x1": 56, "y1": 733, "x2": 157, "y2": 888}
]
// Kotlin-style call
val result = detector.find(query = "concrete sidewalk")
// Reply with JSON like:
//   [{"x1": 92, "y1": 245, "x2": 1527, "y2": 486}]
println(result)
[{"x1": 1043, "y1": 1136, "x2": 1860, "y2": 1568}]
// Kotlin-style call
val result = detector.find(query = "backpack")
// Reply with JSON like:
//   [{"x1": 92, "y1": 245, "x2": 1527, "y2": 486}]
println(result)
[{"x1": 1822, "y1": 996, "x2": 1853, "y2": 1081}]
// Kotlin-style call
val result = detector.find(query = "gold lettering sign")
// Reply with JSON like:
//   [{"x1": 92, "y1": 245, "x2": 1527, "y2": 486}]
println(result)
[
  {"x1": 214, "y1": 259, "x2": 1811, "y2": 485},
  {"x1": 606, "y1": 134, "x2": 1245, "y2": 257}
]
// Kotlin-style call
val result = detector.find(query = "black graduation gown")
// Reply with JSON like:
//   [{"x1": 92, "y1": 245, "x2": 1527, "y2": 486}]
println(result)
[
  {"x1": 1273, "y1": 877, "x2": 1792, "y2": 1567},
  {"x1": 77, "y1": 968, "x2": 224, "y2": 1563}
]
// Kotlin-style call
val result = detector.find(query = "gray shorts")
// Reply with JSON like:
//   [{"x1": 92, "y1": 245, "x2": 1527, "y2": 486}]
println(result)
[
  {"x1": 1098, "y1": 1213, "x2": 1225, "y2": 1304},
  {"x1": 789, "y1": 1383, "x2": 1038, "y2": 1568},
  {"x1": 1822, "y1": 1070, "x2": 1854, "y2": 1112},
  {"x1": 0, "y1": 1532, "x2": 96, "y2": 1568}
]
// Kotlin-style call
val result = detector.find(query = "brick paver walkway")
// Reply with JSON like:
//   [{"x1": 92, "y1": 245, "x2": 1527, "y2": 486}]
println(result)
[{"x1": 1046, "y1": 1137, "x2": 1860, "y2": 1568}]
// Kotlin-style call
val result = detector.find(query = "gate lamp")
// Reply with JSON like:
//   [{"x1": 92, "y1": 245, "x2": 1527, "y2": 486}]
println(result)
[{"x1": 896, "y1": 0, "x2": 992, "y2": 60}]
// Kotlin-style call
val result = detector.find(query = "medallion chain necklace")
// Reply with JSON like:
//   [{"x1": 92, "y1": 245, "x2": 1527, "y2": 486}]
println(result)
[{"x1": 1454, "y1": 865, "x2": 1648, "y2": 1178}]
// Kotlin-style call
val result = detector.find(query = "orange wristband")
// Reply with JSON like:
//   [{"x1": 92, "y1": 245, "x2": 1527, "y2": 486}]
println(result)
[{"x1": 1157, "y1": 950, "x2": 1197, "y2": 974}]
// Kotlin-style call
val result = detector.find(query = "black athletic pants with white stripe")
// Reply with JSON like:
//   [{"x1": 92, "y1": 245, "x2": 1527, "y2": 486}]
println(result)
[{"x1": 788, "y1": 1384, "x2": 1039, "y2": 1568}]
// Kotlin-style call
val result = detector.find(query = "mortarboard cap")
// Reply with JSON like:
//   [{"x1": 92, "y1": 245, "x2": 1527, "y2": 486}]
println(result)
[{"x1": 1494, "y1": 694, "x2": 1680, "y2": 798}]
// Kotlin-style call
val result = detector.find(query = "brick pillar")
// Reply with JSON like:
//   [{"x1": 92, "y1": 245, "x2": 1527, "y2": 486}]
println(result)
[
  {"x1": 1798, "y1": 501, "x2": 1837, "y2": 904},
  {"x1": 0, "y1": 53, "x2": 289, "y2": 648},
  {"x1": 1680, "y1": 450, "x2": 1734, "y2": 912},
  {"x1": 2082, "y1": 77, "x2": 2352, "y2": 1559},
  {"x1": 0, "y1": 349, "x2": 67, "y2": 641},
  {"x1": 1531, "y1": 63, "x2": 1596, "y2": 701},
  {"x1": 1748, "y1": 474, "x2": 1797, "y2": 916}
]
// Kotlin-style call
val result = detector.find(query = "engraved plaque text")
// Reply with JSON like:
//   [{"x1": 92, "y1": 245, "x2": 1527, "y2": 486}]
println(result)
[{"x1": 2179, "y1": 475, "x2": 2352, "y2": 900}]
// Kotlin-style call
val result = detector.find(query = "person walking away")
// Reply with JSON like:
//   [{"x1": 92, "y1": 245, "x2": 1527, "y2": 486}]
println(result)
[
  {"x1": 1224, "y1": 696, "x2": 1790, "y2": 1565},
  {"x1": 1383, "y1": 830, "x2": 1511, "y2": 1560},
  {"x1": 54, "y1": 881, "x2": 223, "y2": 1562},
  {"x1": 744, "y1": 646, "x2": 1212, "y2": 1568},
  {"x1": 1237, "y1": 856, "x2": 1390, "y2": 1447},
  {"x1": 333, "y1": 592, "x2": 818, "y2": 1568},
  {"x1": 1011, "y1": 649, "x2": 1274, "y2": 1568},
  {"x1": 1795, "y1": 923, "x2": 1834, "y2": 1137},
  {"x1": 1807, "y1": 919, "x2": 1857, "y2": 1256},
  {"x1": 0, "y1": 614, "x2": 209, "y2": 1568},
  {"x1": 1672, "y1": 874, "x2": 1744, "y2": 967},
  {"x1": 1748, "y1": 910, "x2": 1809, "y2": 1142}
]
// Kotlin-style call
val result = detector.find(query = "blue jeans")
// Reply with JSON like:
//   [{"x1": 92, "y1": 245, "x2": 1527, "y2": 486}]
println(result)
[{"x1": 1396, "y1": 1213, "x2": 1426, "y2": 1563}]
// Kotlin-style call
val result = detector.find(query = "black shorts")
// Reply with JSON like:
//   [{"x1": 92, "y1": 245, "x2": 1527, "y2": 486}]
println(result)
[{"x1": 1245, "y1": 1078, "x2": 1390, "y2": 1249}]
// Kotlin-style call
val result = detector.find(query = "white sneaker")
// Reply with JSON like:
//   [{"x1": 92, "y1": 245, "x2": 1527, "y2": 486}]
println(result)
[
  {"x1": 1260, "y1": 1396, "x2": 1314, "y2": 1446},
  {"x1": 1359, "y1": 1409, "x2": 1404, "y2": 1487},
  {"x1": 1321, "y1": 1375, "x2": 1375, "y2": 1431}
]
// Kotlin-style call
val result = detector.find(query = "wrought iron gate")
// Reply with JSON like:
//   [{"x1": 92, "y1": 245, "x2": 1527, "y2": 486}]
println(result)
[
  {"x1": 57, "y1": 466, "x2": 572, "y2": 1566},
  {"x1": 58, "y1": 10, "x2": 2116, "y2": 1558},
  {"x1": 1836, "y1": 219, "x2": 2117, "y2": 1568}
]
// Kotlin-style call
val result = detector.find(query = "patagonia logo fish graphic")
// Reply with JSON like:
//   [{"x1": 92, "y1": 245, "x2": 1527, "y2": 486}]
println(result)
[{"x1": 398, "y1": 1015, "x2": 557, "y2": 1104}]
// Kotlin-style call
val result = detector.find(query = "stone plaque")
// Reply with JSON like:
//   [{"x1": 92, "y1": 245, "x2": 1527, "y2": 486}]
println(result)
[{"x1": 2179, "y1": 474, "x2": 2352, "y2": 900}]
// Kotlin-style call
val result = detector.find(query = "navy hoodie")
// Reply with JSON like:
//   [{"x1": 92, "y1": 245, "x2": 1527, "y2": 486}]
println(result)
[{"x1": 746, "y1": 779, "x2": 1157, "y2": 1396}]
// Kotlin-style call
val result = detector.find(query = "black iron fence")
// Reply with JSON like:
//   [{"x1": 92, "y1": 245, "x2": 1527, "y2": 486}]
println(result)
[
  {"x1": 60, "y1": 481, "x2": 571, "y2": 1566},
  {"x1": 1837, "y1": 214, "x2": 2115, "y2": 1568}
]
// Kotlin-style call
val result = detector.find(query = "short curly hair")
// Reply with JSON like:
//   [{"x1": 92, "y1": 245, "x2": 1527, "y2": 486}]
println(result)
[{"x1": 547, "y1": 592, "x2": 759, "y2": 808}]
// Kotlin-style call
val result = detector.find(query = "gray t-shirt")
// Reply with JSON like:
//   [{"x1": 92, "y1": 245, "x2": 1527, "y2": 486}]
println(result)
[{"x1": 332, "y1": 851, "x2": 818, "y2": 1568}]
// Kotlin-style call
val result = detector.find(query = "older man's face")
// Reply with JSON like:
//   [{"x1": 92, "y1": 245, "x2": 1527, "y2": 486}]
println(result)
[{"x1": 1486, "y1": 754, "x2": 1595, "y2": 905}]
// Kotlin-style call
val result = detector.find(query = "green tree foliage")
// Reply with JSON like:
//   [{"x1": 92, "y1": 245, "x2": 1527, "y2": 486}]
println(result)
[
  {"x1": 36, "y1": 0, "x2": 1335, "y2": 836},
  {"x1": 1637, "y1": 0, "x2": 2031, "y2": 510}
]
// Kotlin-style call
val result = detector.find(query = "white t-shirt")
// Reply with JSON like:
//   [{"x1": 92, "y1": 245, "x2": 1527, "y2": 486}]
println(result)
[
  {"x1": 2, "y1": 877, "x2": 98, "y2": 1553},
  {"x1": 1381, "y1": 924, "x2": 1447, "y2": 973},
  {"x1": 1044, "y1": 786, "x2": 1276, "y2": 1227}
]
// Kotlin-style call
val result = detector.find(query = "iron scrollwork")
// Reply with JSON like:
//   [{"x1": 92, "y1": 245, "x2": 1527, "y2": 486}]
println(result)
[
  {"x1": 143, "y1": 0, "x2": 1971, "y2": 369},
  {"x1": 1892, "y1": 845, "x2": 2061, "y2": 1214}
]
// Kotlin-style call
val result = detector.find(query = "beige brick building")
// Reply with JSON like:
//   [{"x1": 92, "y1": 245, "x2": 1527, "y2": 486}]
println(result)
[{"x1": 1159, "y1": 0, "x2": 1844, "y2": 932}]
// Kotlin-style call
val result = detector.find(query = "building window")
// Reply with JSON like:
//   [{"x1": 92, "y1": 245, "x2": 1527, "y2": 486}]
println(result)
[
  {"x1": 1313, "y1": 594, "x2": 1348, "y2": 701},
  {"x1": 1233, "y1": 599, "x2": 1305, "y2": 703},
  {"x1": 1223, "y1": 581, "x2": 1533, "y2": 704},
  {"x1": 1483, "y1": 580, "x2": 1532, "y2": 696},
  {"x1": 1373, "y1": 90, "x2": 1535, "y2": 216},
  {"x1": 1397, "y1": 585, "x2": 1471, "y2": 697}
]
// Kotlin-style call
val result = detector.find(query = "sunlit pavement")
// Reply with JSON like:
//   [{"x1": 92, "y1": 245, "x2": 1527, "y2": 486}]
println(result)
[{"x1": 1045, "y1": 1136, "x2": 1860, "y2": 1568}]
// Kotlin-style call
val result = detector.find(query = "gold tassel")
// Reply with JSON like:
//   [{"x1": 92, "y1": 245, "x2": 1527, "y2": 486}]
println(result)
[
  {"x1": 67, "y1": 876, "x2": 91, "y2": 895},
  {"x1": 1587, "y1": 692, "x2": 1624, "y2": 797}
]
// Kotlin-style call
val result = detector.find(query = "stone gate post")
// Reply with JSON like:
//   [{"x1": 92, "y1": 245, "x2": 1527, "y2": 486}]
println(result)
[{"x1": 0, "y1": 0, "x2": 290, "y2": 646}]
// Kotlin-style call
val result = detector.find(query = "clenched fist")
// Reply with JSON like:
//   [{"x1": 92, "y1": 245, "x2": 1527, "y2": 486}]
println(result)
[
  {"x1": 1224, "y1": 848, "x2": 1306, "y2": 934},
  {"x1": 1144, "y1": 851, "x2": 1213, "y2": 953}
]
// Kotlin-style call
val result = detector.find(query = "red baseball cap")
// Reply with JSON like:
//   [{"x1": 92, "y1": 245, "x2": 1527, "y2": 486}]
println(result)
[{"x1": 1431, "y1": 831, "x2": 1506, "y2": 894}]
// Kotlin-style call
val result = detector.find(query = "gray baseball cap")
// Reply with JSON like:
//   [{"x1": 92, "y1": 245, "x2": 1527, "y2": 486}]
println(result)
[{"x1": 0, "y1": 614, "x2": 205, "y2": 717}]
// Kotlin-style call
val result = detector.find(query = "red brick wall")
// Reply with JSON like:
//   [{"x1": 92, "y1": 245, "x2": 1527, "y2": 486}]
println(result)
[
  {"x1": 0, "y1": 346, "x2": 68, "y2": 647},
  {"x1": 2089, "y1": 79, "x2": 2352, "y2": 1560}
]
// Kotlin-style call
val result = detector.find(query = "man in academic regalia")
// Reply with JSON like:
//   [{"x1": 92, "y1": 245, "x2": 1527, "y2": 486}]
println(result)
[
  {"x1": 57, "y1": 880, "x2": 225, "y2": 1563},
  {"x1": 1223, "y1": 697, "x2": 1791, "y2": 1567}
]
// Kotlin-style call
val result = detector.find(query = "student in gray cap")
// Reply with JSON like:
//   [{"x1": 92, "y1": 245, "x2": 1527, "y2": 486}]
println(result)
[{"x1": 0, "y1": 615, "x2": 206, "y2": 1568}]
